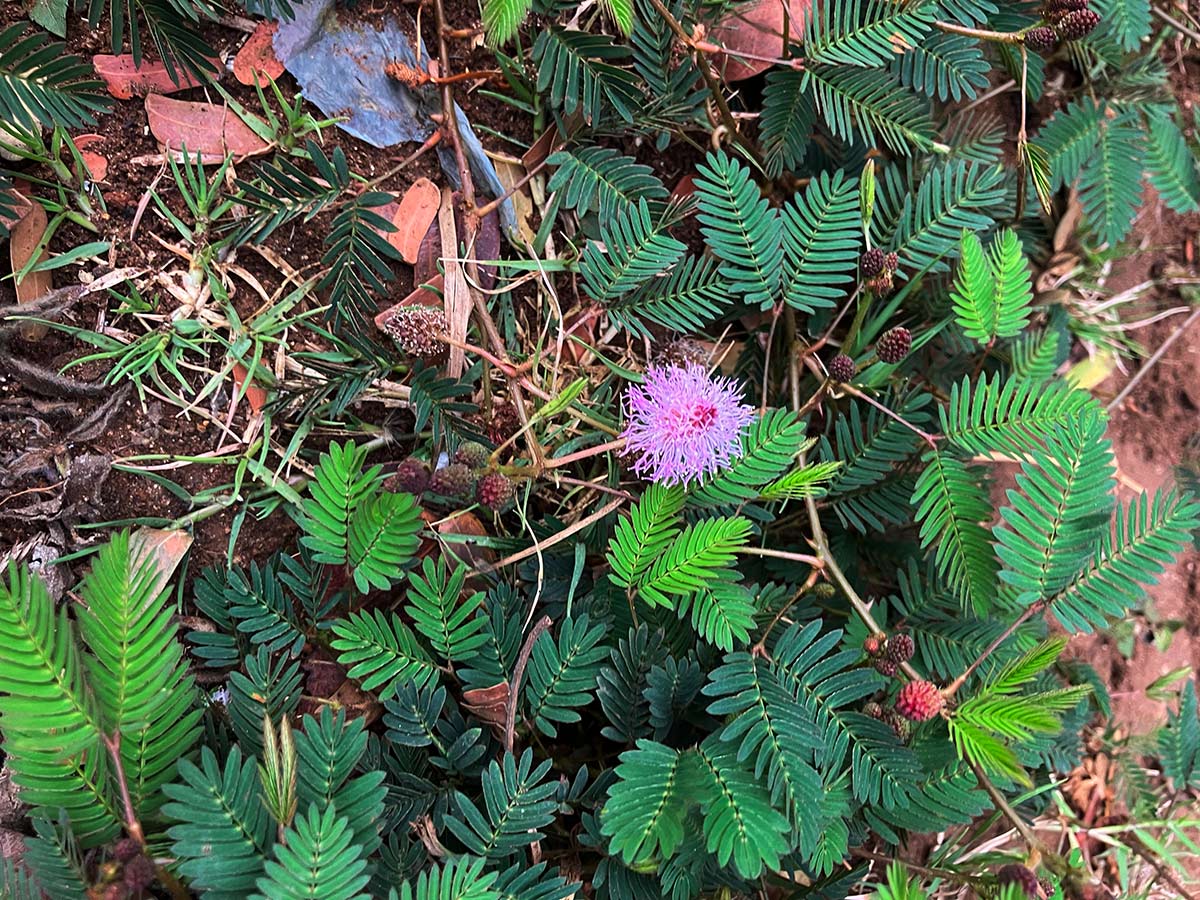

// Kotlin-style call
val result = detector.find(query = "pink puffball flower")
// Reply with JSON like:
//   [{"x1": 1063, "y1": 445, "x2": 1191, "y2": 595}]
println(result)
[{"x1": 621, "y1": 363, "x2": 755, "y2": 486}]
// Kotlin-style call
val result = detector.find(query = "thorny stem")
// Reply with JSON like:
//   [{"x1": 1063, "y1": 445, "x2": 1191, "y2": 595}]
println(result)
[
  {"x1": 934, "y1": 19, "x2": 1028, "y2": 43},
  {"x1": 504, "y1": 616, "x2": 554, "y2": 753},
  {"x1": 836, "y1": 380, "x2": 939, "y2": 448},
  {"x1": 643, "y1": 0, "x2": 766, "y2": 167},
  {"x1": 942, "y1": 601, "x2": 1042, "y2": 700},
  {"x1": 540, "y1": 437, "x2": 628, "y2": 470},
  {"x1": 970, "y1": 760, "x2": 1046, "y2": 852},
  {"x1": 783, "y1": 313, "x2": 922, "y2": 680},
  {"x1": 475, "y1": 495, "x2": 625, "y2": 574},
  {"x1": 752, "y1": 567, "x2": 821, "y2": 657},
  {"x1": 738, "y1": 546, "x2": 823, "y2": 568},
  {"x1": 103, "y1": 734, "x2": 191, "y2": 900}
]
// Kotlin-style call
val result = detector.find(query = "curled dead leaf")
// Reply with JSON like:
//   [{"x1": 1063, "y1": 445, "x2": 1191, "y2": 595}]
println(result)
[
  {"x1": 711, "y1": 0, "x2": 811, "y2": 81},
  {"x1": 72, "y1": 134, "x2": 108, "y2": 181}
]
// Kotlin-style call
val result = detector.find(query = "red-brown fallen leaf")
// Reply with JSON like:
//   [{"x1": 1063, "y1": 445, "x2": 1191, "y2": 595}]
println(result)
[
  {"x1": 144, "y1": 94, "x2": 270, "y2": 157},
  {"x1": 72, "y1": 134, "x2": 108, "y2": 181},
  {"x1": 463, "y1": 683, "x2": 509, "y2": 734},
  {"x1": 129, "y1": 528, "x2": 193, "y2": 595},
  {"x1": 711, "y1": 0, "x2": 811, "y2": 81},
  {"x1": 671, "y1": 173, "x2": 697, "y2": 200},
  {"x1": 233, "y1": 21, "x2": 285, "y2": 86},
  {"x1": 9, "y1": 194, "x2": 51, "y2": 340},
  {"x1": 522, "y1": 127, "x2": 559, "y2": 171},
  {"x1": 392, "y1": 178, "x2": 440, "y2": 264},
  {"x1": 413, "y1": 192, "x2": 500, "y2": 289},
  {"x1": 231, "y1": 361, "x2": 268, "y2": 414},
  {"x1": 93, "y1": 54, "x2": 219, "y2": 100},
  {"x1": 437, "y1": 510, "x2": 494, "y2": 572}
]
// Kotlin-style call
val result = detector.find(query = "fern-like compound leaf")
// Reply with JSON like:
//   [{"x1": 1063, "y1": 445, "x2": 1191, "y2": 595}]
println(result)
[
  {"x1": 163, "y1": 745, "x2": 273, "y2": 899},
  {"x1": 703, "y1": 651, "x2": 822, "y2": 833},
  {"x1": 1037, "y1": 99, "x2": 1103, "y2": 190},
  {"x1": 805, "y1": 0, "x2": 937, "y2": 69},
  {"x1": 1160, "y1": 680, "x2": 1200, "y2": 790},
  {"x1": 546, "y1": 146, "x2": 667, "y2": 219},
  {"x1": 524, "y1": 614, "x2": 609, "y2": 737},
  {"x1": 331, "y1": 610, "x2": 439, "y2": 698},
  {"x1": 1050, "y1": 489, "x2": 1200, "y2": 633},
  {"x1": 250, "y1": 803, "x2": 370, "y2": 900},
  {"x1": 688, "y1": 410, "x2": 808, "y2": 506},
  {"x1": 393, "y1": 857, "x2": 500, "y2": 900},
  {"x1": 993, "y1": 412, "x2": 1115, "y2": 606},
  {"x1": 482, "y1": 0, "x2": 533, "y2": 45},
  {"x1": 891, "y1": 33, "x2": 989, "y2": 102},
  {"x1": 531, "y1": 28, "x2": 639, "y2": 124},
  {"x1": 294, "y1": 708, "x2": 386, "y2": 855},
  {"x1": 604, "y1": 254, "x2": 732, "y2": 337},
  {"x1": 694, "y1": 740, "x2": 791, "y2": 879},
  {"x1": 406, "y1": 557, "x2": 488, "y2": 663},
  {"x1": 299, "y1": 441, "x2": 380, "y2": 566},
  {"x1": 940, "y1": 373, "x2": 1100, "y2": 457},
  {"x1": 580, "y1": 199, "x2": 687, "y2": 301},
  {"x1": 0, "y1": 23, "x2": 110, "y2": 128},
  {"x1": 950, "y1": 229, "x2": 1033, "y2": 345},
  {"x1": 637, "y1": 517, "x2": 753, "y2": 608},
  {"x1": 76, "y1": 531, "x2": 202, "y2": 818},
  {"x1": 607, "y1": 483, "x2": 685, "y2": 590},
  {"x1": 1144, "y1": 110, "x2": 1200, "y2": 214},
  {"x1": 886, "y1": 161, "x2": 1009, "y2": 273},
  {"x1": 445, "y1": 749, "x2": 558, "y2": 858},
  {"x1": 760, "y1": 69, "x2": 816, "y2": 178},
  {"x1": 780, "y1": 169, "x2": 862, "y2": 312},
  {"x1": 912, "y1": 450, "x2": 999, "y2": 613},
  {"x1": 694, "y1": 151, "x2": 784, "y2": 307},
  {"x1": 1078, "y1": 109, "x2": 1145, "y2": 246},
  {"x1": 347, "y1": 490, "x2": 423, "y2": 593},
  {"x1": 600, "y1": 740, "x2": 697, "y2": 866},
  {"x1": 0, "y1": 564, "x2": 120, "y2": 846},
  {"x1": 803, "y1": 64, "x2": 936, "y2": 155}
]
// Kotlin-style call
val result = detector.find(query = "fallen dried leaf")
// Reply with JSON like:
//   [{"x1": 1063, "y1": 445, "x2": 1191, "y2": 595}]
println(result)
[
  {"x1": 93, "y1": 53, "x2": 219, "y2": 100},
  {"x1": 129, "y1": 527, "x2": 193, "y2": 595},
  {"x1": 711, "y1": 0, "x2": 811, "y2": 81},
  {"x1": 72, "y1": 134, "x2": 108, "y2": 181},
  {"x1": 463, "y1": 683, "x2": 509, "y2": 733},
  {"x1": 145, "y1": 94, "x2": 270, "y2": 157},
  {"x1": 233, "y1": 21, "x2": 285, "y2": 86},
  {"x1": 392, "y1": 178, "x2": 441, "y2": 263},
  {"x1": 231, "y1": 361, "x2": 268, "y2": 414},
  {"x1": 9, "y1": 196, "x2": 51, "y2": 340}
]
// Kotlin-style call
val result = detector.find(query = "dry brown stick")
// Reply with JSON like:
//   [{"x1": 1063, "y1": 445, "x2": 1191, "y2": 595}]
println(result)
[
  {"x1": 504, "y1": 615, "x2": 554, "y2": 753},
  {"x1": 431, "y1": 0, "x2": 546, "y2": 470}
]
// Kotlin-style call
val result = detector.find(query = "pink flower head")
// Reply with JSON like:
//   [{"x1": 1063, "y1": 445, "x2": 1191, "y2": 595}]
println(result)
[{"x1": 622, "y1": 363, "x2": 754, "y2": 486}]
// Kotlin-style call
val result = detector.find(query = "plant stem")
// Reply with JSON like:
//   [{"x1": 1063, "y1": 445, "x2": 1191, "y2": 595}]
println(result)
[
  {"x1": 738, "y1": 546, "x2": 823, "y2": 568},
  {"x1": 970, "y1": 760, "x2": 1045, "y2": 852},
  {"x1": 643, "y1": 0, "x2": 766, "y2": 167},
  {"x1": 836, "y1": 379, "x2": 939, "y2": 448},
  {"x1": 934, "y1": 19, "x2": 1027, "y2": 43},
  {"x1": 475, "y1": 495, "x2": 625, "y2": 574},
  {"x1": 942, "y1": 601, "x2": 1041, "y2": 700}
]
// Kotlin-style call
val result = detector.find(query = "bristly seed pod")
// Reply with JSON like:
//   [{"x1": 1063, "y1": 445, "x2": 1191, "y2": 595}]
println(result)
[
  {"x1": 886, "y1": 633, "x2": 915, "y2": 664},
  {"x1": 997, "y1": 864, "x2": 1040, "y2": 898},
  {"x1": 1057, "y1": 8, "x2": 1100, "y2": 38},
  {"x1": 430, "y1": 463, "x2": 474, "y2": 499},
  {"x1": 860, "y1": 247, "x2": 887, "y2": 277},
  {"x1": 476, "y1": 472, "x2": 516, "y2": 511},
  {"x1": 828, "y1": 353, "x2": 856, "y2": 383},
  {"x1": 454, "y1": 441, "x2": 490, "y2": 469},
  {"x1": 1024, "y1": 25, "x2": 1058, "y2": 52},
  {"x1": 382, "y1": 306, "x2": 448, "y2": 366},
  {"x1": 895, "y1": 679, "x2": 944, "y2": 722},
  {"x1": 874, "y1": 658, "x2": 898, "y2": 677},
  {"x1": 876, "y1": 326, "x2": 912, "y2": 364}
]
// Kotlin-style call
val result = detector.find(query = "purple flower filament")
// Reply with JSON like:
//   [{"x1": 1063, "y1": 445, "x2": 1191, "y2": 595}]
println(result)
[{"x1": 622, "y1": 363, "x2": 755, "y2": 486}]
